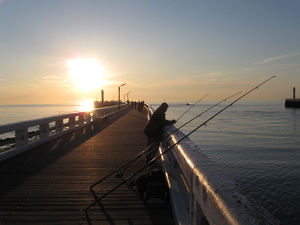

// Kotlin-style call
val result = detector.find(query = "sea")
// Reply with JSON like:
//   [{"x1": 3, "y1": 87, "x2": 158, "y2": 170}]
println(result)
[{"x1": 0, "y1": 100, "x2": 299, "y2": 224}]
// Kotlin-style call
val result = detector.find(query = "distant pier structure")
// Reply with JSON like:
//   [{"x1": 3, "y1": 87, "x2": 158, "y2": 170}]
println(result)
[
  {"x1": 94, "y1": 90, "x2": 105, "y2": 108},
  {"x1": 94, "y1": 90, "x2": 118, "y2": 108},
  {"x1": 285, "y1": 87, "x2": 300, "y2": 108}
]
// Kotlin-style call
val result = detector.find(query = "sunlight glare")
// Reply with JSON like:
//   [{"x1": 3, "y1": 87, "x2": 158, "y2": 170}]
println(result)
[
  {"x1": 79, "y1": 100, "x2": 94, "y2": 111},
  {"x1": 67, "y1": 58, "x2": 106, "y2": 91}
]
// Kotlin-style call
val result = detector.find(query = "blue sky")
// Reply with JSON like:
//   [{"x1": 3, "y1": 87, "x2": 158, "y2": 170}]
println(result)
[{"x1": 0, "y1": 0, "x2": 299, "y2": 104}]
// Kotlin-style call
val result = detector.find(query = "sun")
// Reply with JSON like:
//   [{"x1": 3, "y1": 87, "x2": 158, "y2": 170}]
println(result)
[{"x1": 67, "y1": 58, "x2": 106, "y2": 91}]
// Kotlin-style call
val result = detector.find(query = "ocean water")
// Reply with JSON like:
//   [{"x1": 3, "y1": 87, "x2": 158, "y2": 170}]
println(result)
[
  {"x1": 0, "y1": 100, "x2": 299, "y2": 224},
  {"x1": 154, "y1": 99, "x2": 300, "y2": 225},
  {"x1": 0, "y1": 104, "x2": 89, "y2": 140},
  {"x1": 0, "y1": 104, "x2": 89, "y2": 126}
]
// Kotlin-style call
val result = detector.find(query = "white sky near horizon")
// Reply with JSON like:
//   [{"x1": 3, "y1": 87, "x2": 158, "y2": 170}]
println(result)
[{"x1": 0, "y1": 0, "x2": 299, "y2": 105}]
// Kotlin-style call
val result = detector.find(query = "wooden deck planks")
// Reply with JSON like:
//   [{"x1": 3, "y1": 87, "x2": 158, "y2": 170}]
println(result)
[{"x1": 0, "y1": 108, "x2": 175, "y2": 225}]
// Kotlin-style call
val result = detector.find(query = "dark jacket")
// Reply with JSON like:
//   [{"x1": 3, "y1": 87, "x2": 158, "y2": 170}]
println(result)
[{"x1": 143, "y1": 105, "x2": 174, "y2": 140}]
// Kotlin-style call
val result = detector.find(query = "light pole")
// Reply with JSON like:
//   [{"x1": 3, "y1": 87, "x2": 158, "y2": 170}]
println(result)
[
  {"x1": 127, "y1": 91, "x2": 131, "y2": 102},
  {"x1": 118, "y1": 83, "x2": 126, "y2": 110}
]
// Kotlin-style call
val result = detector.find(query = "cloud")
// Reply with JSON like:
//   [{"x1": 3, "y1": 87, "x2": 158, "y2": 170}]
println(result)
[
  {"x1": 43, "y1": 76, "x2": 61, "y2": 80},
  {"x1": 25, "y1": 75, "x2": 74, "y2": 90},
  {"x1": 0, "y1": 85, "x2": 13, "y2": 90},
  {"x1": 254, "y1": 52, "x2": 300, "y2": 65},
  {"x1": 38, "y1": 74, "x2": 115, "y2": 90}
]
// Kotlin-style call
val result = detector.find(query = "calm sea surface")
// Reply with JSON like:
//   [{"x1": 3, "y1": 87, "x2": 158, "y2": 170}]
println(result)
[
  {"x1": 152, "y1": 99, "x2": 300, "y2": 225},
  {"x1": 1, "y1": 100, "x2": 299, "y2": 224}
]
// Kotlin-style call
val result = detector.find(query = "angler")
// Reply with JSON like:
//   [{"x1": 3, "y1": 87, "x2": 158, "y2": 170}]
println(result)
[
  {"x1": 85, "y1": 76, "x2": 275, "y2": 212},
  {"x1": 90, "y1": 91, "x2": 241, "y2": 189},
  {"x1": 90, "y1": 93, "x2": 212, "y2": 188}
]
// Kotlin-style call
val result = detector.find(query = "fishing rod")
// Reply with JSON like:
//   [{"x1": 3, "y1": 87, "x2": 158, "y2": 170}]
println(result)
[
  {"x1": 85, "y1": 76, "x2": 275, "y2": 210},
  {"x1": 89, "y1": 94, "x2": 207, "y2": 188},
  {"x1": 121, "y1": 93, "x2": 209, "y2": 172},
  {"x1": 89, "y1": 92, "x2": 240, "y2": 189},
  {"x1": 114, "y1": 92, "x2": 241, "y2": 177},
  {"x1": 161, "y1": 91, "x2": 242, "y2": 139},
  {"x1": 131, "y1": 77, "x2": 274, "y2": 173},
  {"x1": 176, "y1": 93, "x2": 209, "y2": 122},
  {"x1": 117, "y1": 91, "x2": 241, "y2": 175},
  {"x1": 146, "y1": 76, "x2": 276, "y2": 166}
]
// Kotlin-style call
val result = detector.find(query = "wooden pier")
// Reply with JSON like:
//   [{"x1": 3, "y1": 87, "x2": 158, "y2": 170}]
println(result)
[{"x1": 0, "y1": 107, "x2": 174, "y2": 225}]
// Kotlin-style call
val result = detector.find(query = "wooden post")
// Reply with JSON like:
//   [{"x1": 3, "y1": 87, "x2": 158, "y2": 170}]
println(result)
[
  {"x1": 15, "y1": 128, "x2": 28, "y2": 147},
  {"x1": 39, "y1": 123, "x2": 49, "y2": 139}
]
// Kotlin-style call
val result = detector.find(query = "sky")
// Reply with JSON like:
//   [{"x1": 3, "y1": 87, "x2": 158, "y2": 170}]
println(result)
[{"x1": 0, "y1": 0, "x2": 299, "y2": 105}]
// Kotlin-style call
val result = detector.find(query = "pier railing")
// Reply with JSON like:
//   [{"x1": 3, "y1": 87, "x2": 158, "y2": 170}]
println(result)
[
  {"x1": 144, "y1": 104, "x2": 280, "y2": 224},
  {"x1": 0, "y1": 103, "x2": 128, "y2": 161},
  {"x1": 160, "y1": 126, "x2": 281, "y2": 225}
]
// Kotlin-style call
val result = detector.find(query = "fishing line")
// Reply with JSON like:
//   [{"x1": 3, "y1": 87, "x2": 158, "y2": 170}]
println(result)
[
  {"x1": 175, "y1": 93, "x2": 209, "y2": 122},
  {"x1": 119, "y1": 91, "x2": 241, "y2": 173},
  {"x1": 116, "y1": 92, "x2": 242, "y2": 184},
  {"x1": 163, "y1": 91, "x2": 242, "y2": 138},
  {"x1": 89, "y1": 91, "x2": 240, "y2": 189},
  {"x1": 122, "y1": 94, "x2": 208, "y2": 173},
  {"x1": 90, "y1": 96, "x2": 207, "y2": 188},
  {"x1": 151, "y1": 76, "x2": 276, "y2": 163},
  {"x1": 115, "y1": 93, "x2": 236, "y2": 176},
  {"x1": 85, "y1": 76, "x2": 275, "y2": 211}
]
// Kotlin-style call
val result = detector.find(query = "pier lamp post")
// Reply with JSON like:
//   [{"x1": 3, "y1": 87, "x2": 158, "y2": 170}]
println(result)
[
  {"x1": 118, "y1": 83, "x2": 126, "y2": 110},
  {"x1": 127, "y1": 91, "x2": 131, "y2": 102}
]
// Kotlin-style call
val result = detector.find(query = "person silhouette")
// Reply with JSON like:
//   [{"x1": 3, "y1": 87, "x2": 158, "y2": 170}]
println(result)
[{"x1": 143, "y1": 102, "x2": 176, "y2": 162}]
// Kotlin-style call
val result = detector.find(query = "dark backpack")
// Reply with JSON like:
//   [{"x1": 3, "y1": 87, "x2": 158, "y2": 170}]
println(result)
[{"x1": 136, "y1": 169, "x2": 168, "y2": 203}]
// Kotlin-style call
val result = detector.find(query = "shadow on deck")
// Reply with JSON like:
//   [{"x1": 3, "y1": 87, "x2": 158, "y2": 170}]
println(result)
[{"x1": 0, "y1": 107, "x2": 174, "y2": 225}]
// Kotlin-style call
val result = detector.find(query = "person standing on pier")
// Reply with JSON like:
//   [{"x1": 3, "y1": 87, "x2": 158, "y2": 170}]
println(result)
[{"x1": 143, "y1": 102, "x2": 176, "y2": 162}]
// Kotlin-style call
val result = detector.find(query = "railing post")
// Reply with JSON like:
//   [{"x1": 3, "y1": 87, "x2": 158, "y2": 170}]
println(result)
[
  {"x1": 69, "y1": 117, "x2": 76, "y2": 128},
  {"x1": 39, "y1": 123, "x2": 49, "y2": 139},
  {"x1": 78, "y1": 114, "x2": 85, "y2": 125},
  {"x1": 85, "y1": 112, "x2": 91, "y2": 123},
  {"x1": 15, "y1": 128, "x2": 28, "y2": 147},
  {"x1": 191, "y1": 185, "x2": 205, "y2": 225},
  {"x1": 98, "y1": 111, "x2": 102, "y2": 120},
  {"x1": 55, "y1": 119, "x2": 64, "y2": 133},
  {"x1": 189, "y1": 190, "x2": 194, "y2": 224}
]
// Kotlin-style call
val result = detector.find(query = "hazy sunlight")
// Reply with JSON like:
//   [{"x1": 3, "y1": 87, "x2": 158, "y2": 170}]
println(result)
[
  {"x1": 67, "y1": 58, "x2": 106, "y2": 91},
  {"x1": 79, "y1": 100, "x2": 94, "y2": 111}
]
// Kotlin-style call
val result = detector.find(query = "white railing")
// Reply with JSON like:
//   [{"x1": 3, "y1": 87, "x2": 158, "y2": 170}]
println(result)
[
  {"x1": 145, "y1": 104, "x2": 280, "y2": 224},
  {"x1": 0, "y1": 103, "x2": 128, "y2": 161},
  {"x1": 160, "y1": 126, "x2": 281, "y2": 225}
]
